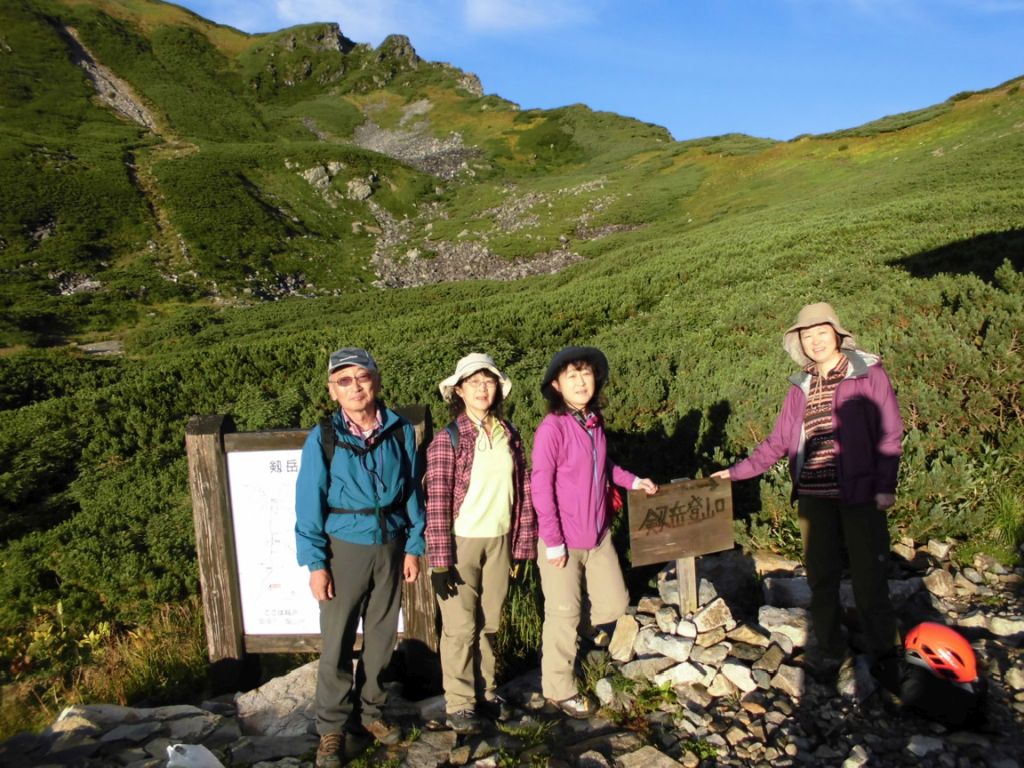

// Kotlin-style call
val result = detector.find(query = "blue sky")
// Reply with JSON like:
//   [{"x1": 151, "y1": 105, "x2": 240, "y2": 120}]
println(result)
[{"x1": 176, "y1": 0, "x2": 1024, "y2": 141}]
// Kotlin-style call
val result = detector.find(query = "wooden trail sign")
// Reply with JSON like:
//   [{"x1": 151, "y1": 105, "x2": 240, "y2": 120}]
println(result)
[
  {"x1": 627, "y1": 477, "x2": 734, "y2": 613},
  {"x1": 185, "y1": 407, "x2": 437, "y2": 673}
]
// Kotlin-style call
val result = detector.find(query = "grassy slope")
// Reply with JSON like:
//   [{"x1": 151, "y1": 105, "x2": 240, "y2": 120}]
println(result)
[{"x1": 0, "y1": 0, "x2": 1022, "y2": 735}]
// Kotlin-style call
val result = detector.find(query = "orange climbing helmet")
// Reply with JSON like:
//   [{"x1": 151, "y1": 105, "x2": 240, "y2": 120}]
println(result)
[{"x1": 904, "y1": 622, "x2": 978, "y2": 684}]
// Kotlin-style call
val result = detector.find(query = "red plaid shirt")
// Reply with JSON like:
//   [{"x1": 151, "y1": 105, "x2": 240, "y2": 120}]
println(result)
[{"x1": 424, "y1": 413, "x2": 537, "y2": 568}]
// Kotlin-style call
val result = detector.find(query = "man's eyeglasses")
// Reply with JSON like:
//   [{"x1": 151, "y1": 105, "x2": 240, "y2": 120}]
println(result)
[
  {"x1": 461, "y1": 377, "x2": 497, "y2": 390},
  {"x1": 330, "y1": 372, "x2": 374, "y2": 388}
]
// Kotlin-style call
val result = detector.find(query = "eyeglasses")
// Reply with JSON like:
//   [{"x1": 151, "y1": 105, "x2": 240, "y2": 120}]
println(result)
[
  {"x1": 461, "y1": 377, "x2": 497, "y2": 390},
  {"x1": 330, "y1": 372, "x2": 374, "y2": 388}
]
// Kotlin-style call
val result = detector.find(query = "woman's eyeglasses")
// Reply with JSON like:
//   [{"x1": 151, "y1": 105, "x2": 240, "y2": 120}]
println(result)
[{"x1": 461, "y1": 377, "x2": 497, "y2": 390}]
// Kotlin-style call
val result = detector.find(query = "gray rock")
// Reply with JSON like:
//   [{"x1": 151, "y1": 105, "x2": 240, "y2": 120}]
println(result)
[
  {"x1": 842, "y1": 743, "x2": 871, "y2": 768},
  {"x1": 235, "y1": 661, "x2": 317, "y2": 737},
  {"x1": 166, "y1": 713, "x2": 222, "y2": 742},
  {"x1": 676, "y1": 619, "x2": 698, "y2": 638},
  {"x1": 758, "y1": 606, "x2": 811, "y2": 648},
  {"x1": 636, "y1": 596, "x2": 664, "y2": 614},
  {"x1": 633, "y1": 627, "x2": 658, "y2": 655},
  {"x1": 228, "y1": 735, "x2": 318, "y2": 764},
  {"x1": 594, "y1": 677, "x2": 616, "y2": 706},
  {"x1": 728, "y1": 642, "x2": 764, "y2": 662},
  {"x1": 928, "y1": 539, "x2": 955, "y2": 560},
  {"x1": 707, "y1": 672, "x2": 738, "y2": 697},
  {"x1": 962, "y1": 566, "x2": 985, "y2": 584},
  {"x1": 1005, "y1": 666, "x2": 1024, "y2": 690},
  {"x1": 752, "y1": 644, "x2": 786, "y2": 673},
  {"x1": 770, "y1": 665, "x2": 805, "y2": 698},
  {"x1": 404, "y1": 730, "x2": 457, "y2": 768},
  {"x1": 691, "y1": 643, "x2": 730, "y2": 667},
  {"x1": 578, "y1": 749, "x2": 611, "y2": 768},
  {"x1": 988, "y1": 615, "x2": 1024, "y2": 638},
  {"x1": 698, "y1": 578, "x2": 718, "y2": 605},
  {"x1": 646, "y1": 632, "x2": 694, "y2": 662},
  {"x1": 957, "y1": 611, "x2": 988, "y2": 629},
  {"x1": 693, "y1": 598, "x2": 734, "y2": 633},
  {"x1": 100, "y1": 722, "x2": 163, "y2": 744},
  {"x1": 653, "y1": 662, "x2": 706, "y2": 687},
  {"x1": 615, "y1": 744, "x2": 686, "y2": 768},
  {"x1": 658, "y1": 578, "x2": 680, "y2": 607},
  {"x1": 769, "y1": 630, "x2": 795, "y2": 655},
  {"x1": 721, "y1": 661, "x2": 757, "y2": 693},
  {"x1": 620, "y1": 655, "x2": 676, "y2": 681},
  {"x1": 924, "y1": 569, "x2": 957, "y2": 598},
  {"x1": 906, "y1": 734, "x2": 945, "y2": 756},
  {"x1": 609, "y1": 614, "x2": 639, "y2": 662},
  {"x1": 655, "y1": 606, "x2": 680, "y2": 634},
  {"x1": 726, "y1": 624, "x2": 771, "y2": 647},
  {"x1": 695, "y1": 627, "x2": 727, "y2": 647}
]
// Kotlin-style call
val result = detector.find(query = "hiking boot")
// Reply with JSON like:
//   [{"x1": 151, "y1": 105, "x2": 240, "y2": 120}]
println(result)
[
  {"x1": 445, "y1": 708, "x2": 484, "y2": 734},
  {"x1": 479, "y1": 696, "x2": 513, "y2": 722},
  {"x1": 549, "y1": 692, "x2": 598, "y2": 719},
  {"x1": 364, "y1": 717, "x2": 402, "y2": 745},
  {"x1": 315, "y1": 732, "x2": 343, "y2": 768},
  {"x1": 801, "y1": 648, "x2": 845, "y2": 684}
]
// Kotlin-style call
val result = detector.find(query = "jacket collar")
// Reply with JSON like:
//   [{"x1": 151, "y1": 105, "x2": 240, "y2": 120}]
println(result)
[{"x1": 789, "y1": 349, "x2": 879, "y2": 389}]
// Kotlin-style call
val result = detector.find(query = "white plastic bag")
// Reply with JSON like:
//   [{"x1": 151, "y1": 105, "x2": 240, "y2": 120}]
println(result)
[{"x1": 166, "y1": 743, "x2": 225, "y2": 768}]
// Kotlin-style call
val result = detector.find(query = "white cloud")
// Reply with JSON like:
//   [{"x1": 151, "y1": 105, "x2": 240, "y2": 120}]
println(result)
[{"x1": 462, "y1": 0, "x2": 594, "y2": 32}]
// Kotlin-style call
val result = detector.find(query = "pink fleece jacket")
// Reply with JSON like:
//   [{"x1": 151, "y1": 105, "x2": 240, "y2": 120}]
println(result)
[{"x1": 530, "y1": 411, "x2": 637, "y2": 550}]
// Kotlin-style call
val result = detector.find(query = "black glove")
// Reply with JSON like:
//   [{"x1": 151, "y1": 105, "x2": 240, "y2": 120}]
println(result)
[{"x1": 431, "y1": 567, "x2": 462, "y2": 600}]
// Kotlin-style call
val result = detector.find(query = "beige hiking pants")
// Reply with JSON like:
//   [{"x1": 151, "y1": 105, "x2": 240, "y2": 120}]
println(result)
[
  {"x1": 437, "y1": 535, "x2": 511, "y2": 714},
  {"x1": 538, "y1": 531, "x2": 629, "y2": 701}
]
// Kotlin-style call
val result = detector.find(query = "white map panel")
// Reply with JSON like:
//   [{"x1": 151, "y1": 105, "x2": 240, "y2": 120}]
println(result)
[
  {"x1": 226, "y1": 449, "x2": 319, "y2": 634},
  {"x1": 225, "y1": 448, "x2": 404, "y2": 636}
]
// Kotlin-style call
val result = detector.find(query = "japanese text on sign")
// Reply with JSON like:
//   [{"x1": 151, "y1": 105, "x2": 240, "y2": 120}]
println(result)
[{"x1": 628, "y1": 477, "x2": 734, "y2": 567}]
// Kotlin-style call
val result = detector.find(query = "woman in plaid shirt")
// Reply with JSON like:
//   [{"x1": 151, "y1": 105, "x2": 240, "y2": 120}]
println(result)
[{"x1": 424, "y1": 353, "x2": 537, "y2": 734}]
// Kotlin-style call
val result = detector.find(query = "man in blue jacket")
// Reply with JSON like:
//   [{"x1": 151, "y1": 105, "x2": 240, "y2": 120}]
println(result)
[{"x1": 295, "y1": 347, "x2": 425, "y2": 768}]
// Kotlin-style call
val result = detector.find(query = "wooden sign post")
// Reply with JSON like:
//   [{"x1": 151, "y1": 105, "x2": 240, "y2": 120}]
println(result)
[
  {"x1": 185, "y1": 407, "x2": 438, "y2": 680},
  {"x1": 627, "y1": 477, "x2": 734, "y2": 614}
]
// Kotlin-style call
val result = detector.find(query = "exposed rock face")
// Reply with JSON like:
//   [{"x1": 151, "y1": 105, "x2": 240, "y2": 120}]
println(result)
[
  {"x1": 353, "y1": 119, "x2": 479, "y2": 181},
  {"x1": 4, "y1": 541, "x2": 1022, "y2": 768},
  {"x1": 61, "y1": 26, "x2": 157, "y2": 131},
  {"x1": 375, "y1": 34, "x2": 421, "y2": 68},
  {"x1": 280, "y1": 23, "x2": 356, "y2": 54}
]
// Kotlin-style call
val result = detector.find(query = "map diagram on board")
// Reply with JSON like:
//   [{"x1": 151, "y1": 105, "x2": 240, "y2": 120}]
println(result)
[
  {"x1": 225, "y1": 447, "x2": 405, "y2": 636},
  {"x1": 226, "y1": 449, "x2": 319, "y2": 634}
]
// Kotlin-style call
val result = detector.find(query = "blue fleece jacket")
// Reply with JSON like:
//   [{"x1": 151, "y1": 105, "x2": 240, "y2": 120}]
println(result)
[{"x1": 294, "y1": 404, "x2": 426, "y2": 572}]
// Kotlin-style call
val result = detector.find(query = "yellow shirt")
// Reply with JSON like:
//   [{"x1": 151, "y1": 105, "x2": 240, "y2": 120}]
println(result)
[{"x1": 454, "y1": 421, "x2": 514, "y2": 538}]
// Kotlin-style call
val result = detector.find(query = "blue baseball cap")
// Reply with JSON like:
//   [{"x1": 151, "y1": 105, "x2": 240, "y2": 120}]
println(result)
[{"x1": 327, "y1": 347, "x2": 377, "y2": 375}]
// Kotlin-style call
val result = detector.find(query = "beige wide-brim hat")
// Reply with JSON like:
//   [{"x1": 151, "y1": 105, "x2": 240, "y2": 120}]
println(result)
[
  {"x1": 438, "y1": 353, "x2": 513, "y2": 402},
  {"x1": 782, "y1": 302, "x2": 857, "y2": 366}
]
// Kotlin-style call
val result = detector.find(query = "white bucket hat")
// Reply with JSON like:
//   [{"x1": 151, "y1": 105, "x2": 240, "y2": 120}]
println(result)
[
  {"x1": 438, "y1": 353, "x2": 512, "y2": 402},
  {"x1": 782, "y1": 302, "x2": 857, "y2": 366}
]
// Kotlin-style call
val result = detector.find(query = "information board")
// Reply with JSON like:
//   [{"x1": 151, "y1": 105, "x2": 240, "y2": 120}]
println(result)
[
  {"x1": 226, "y1": 448, "x2": 317, "y2": 635},
  {"x1": 627, "y1": 477, "x2": 734, "y2": 566}
]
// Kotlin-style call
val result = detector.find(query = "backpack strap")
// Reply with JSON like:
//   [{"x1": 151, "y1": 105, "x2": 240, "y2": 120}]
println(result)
[
  {"x1": 319, "y1": 416, "x2": 335, "y2": 466},
  {"x1": 444, "y1": 421, "x2": 459, "y2": 454}
]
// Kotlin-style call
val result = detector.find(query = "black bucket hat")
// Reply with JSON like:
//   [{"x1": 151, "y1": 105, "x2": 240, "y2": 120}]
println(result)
[{"x1": 540, "y1": 346, "x2": 609, "y2": 402}]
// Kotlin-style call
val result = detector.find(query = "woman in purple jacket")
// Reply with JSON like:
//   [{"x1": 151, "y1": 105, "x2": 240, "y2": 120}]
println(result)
[
  {"x1": 712, "y1": 303, "x2": 904, "y2": 678},
  {"x1": 532, "y1": 346, "x2": 658, "y2": 718}
]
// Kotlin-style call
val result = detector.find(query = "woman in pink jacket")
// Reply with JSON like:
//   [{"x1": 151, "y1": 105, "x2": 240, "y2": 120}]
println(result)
[
  {"x1": 712, "y1": 303, "x2": 904, "y2": 685},
  {"x1": 531, "y1": 346, "x2": 657, "y2": 718}
]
